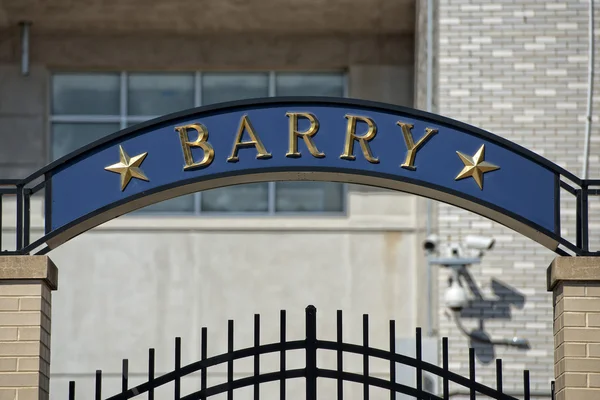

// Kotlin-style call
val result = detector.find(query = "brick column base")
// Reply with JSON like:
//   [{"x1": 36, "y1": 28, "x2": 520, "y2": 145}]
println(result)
[
  {"x1": 548, "y1": 257, "x2": 600, "y2": 400},
  {"x1": 0, "y1": 256, "x2": 58, "y2": 400}
]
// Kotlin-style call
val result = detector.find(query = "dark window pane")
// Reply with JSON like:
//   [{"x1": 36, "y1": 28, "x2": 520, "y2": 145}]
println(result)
[
  {"x1": 135, "y1": 195, "x2": 195, "y2": 214},
  {"x1": 275, "y1": 73, "x2": 344, "y2": 97},
  {"x1": 128, "y1": 73, "x2": 194, "y2": 116},
  {"x1": 201, "y1": 184, "x2": 269, "y2": 212},
  {"x1": 275, "y1": 181, "x2": 344, "y2": 212},
  {"x1": 51, "y1": 123, "x2": 119, "y2": 161},
  {"x1": 202, "y1": 73, "x2": 269, "y2": 105},
  {"x1": 52, "y1": 74, "x2": 120, "y2": 115}
]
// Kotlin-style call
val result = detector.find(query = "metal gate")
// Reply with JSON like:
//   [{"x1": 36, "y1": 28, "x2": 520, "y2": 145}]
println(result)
[{"x1": 66, "y1": 306, "x2": 554, "y2": 400}]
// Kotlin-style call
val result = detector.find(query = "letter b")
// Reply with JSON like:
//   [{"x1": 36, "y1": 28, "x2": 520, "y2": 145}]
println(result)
[{"x1": 175, "y1": 123, "x2": 215, "y2": 170}]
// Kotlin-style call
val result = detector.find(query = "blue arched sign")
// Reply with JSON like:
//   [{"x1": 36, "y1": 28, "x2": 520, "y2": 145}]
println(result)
[{"x1": 2, "y1": 98, "x2": 594, "y2": 256}]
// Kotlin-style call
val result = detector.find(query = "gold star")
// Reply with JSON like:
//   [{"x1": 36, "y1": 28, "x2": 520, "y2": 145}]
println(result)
[
  {"x1": 455, "y1": 144, "x2": 499, "y2": 190},
  {"x1": 104, "y1": 145, "x2": 149, "y2": 191}
]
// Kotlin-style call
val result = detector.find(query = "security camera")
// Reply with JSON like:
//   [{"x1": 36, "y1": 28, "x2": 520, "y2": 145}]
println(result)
[
  {"x1": 423, "y1": 234, "x2": 439, "y2": 252},
  {"x1": 464, "y1": 235, "x2": 495, "y2": 251},
  {"x1": 447, "y1": 243, "x2": 463, "y2": 258},
  {"x1": 510, "y1": 337, "x2": 530, "y2": 349},
  {"x1": 445, "y1": 277, "x2": 468, "y2": 311}
]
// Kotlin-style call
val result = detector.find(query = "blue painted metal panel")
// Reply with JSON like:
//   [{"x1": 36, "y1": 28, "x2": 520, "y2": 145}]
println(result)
[{"x1": 48, "y1": 99, "x2": 558, "y2": 240}]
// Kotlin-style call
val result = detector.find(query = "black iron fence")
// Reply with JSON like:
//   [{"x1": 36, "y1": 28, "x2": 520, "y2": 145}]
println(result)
[{"x1": 67, "y1": 306, "x2": 552, "y2": 400}]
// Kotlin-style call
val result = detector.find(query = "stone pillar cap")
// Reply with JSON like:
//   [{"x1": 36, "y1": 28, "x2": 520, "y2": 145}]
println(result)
[
  {"x1": 547, "y1": 256, "x2": 600, "y2": 291},
  {"x1": 0, "y1": 256, "x2": 58, "y2": 290}
]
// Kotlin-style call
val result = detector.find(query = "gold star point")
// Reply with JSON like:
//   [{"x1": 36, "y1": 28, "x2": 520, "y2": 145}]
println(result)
[
  {"x1": 104, "y1": 145, "x2": 149, "y2": 191},
  {"x1": 455, "y1": 144, "x2": 499, "y2": 190}
]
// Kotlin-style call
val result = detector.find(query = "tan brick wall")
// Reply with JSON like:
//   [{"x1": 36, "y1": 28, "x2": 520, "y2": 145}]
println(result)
[
  {"x1": 0, "y1": 257, "x2": 57, "y2": 400},
  {"x1": 0, "y1": 282, "x2": 52, "y2": 400},
  {"x1": 553, "y1": 280, "x2": 600, "y2": 400}
]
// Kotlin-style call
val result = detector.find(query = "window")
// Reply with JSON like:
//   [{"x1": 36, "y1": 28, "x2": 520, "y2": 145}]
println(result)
[{"x1": 50, "y1": 71, "x2": 347, "y2": 215}]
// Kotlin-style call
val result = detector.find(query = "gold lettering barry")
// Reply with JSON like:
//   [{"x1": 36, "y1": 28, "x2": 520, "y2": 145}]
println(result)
[
  {"x1": 340, "y1": 115, "x2": 379, "y2": 164},
  {"x1": 227, "y1": 115, "x2": 272, "y2": 163},
  {"x1": 397, "y1": 122, "x2": 438, "y2": 170},
  {"x1": 285, "y1": 112, "x2": 324, "y2": 158},
  {"x1": 175, "y1": 123, "x2": 215, "y2": 170}
]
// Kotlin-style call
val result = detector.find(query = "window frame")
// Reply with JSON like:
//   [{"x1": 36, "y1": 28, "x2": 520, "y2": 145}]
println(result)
[{"x1": 49, "y1": 70, "x2": 349, "y2": 217}]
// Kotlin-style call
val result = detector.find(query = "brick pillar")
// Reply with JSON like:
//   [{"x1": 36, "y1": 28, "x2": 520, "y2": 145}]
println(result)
[
  {"x1": 548, "y1": 257, "x2": 600, "y2": 400},
  {"x1": 0, "y1": 256, "x2": 58, "y2": 400}
]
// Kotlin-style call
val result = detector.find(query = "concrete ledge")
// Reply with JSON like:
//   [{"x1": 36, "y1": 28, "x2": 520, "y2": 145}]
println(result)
[
  {"x1": 548, "y1": 257, "x2": 600, "y2": 291},
  {"x1": 0, "y1": 256, "x2": 58, "y2": 290}
]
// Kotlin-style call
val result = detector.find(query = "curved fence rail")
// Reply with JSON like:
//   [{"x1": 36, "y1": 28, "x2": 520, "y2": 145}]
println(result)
[{"x1": 66, "y1": 306, "x2": 554, "y2": 400}]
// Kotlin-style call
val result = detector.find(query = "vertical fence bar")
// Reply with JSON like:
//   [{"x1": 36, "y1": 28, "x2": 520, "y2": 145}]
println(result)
[
  {"x1": 363, "y1": 314, "x2": 369, "y2": 400},
  {"x1": 524, "y1": 370, "x2": 530, "y2": 400},
  {"x1": 149, "y1": 348, "x2": 155, "y2": 400},
  {"x1": 415, "y1": 328, "x2": 422, "y2": 399},
  {"x1": 389, "y1": 320, "x2": 396, "y2": 400},
  {"x1": 69, "y1": 381, "x2": 75, "y2": 400},
  {"x1": 582, "y1": 184, "x2": 589, "y2": 252},
  {"x1": 228, "y1": 320, "x2": 234, "y2": 400},
  {"x1": 201, "y1": 327, "x2": 207, "y2": 400},
  {"x1": 576, "y1": 189, "x2": 582, "y2": 249},
  {"x1": 16, "y1": 184, "x2": 23, "y2": 251},
  {"x1": 122, "y1": 359, "x2": 129, "y2": 394},
  {"x1": 23, "y1": 190, "x2": 30, "y2": 248},
  {"x1": 495, "y1": 359, "x2": 503, "y2": 394},
  {"x1": 442, "y1": 338, "x2": 449, "y2": 400},
  {"x1": 280, "y1": 310, "x2": 286, "y2": 400},
  {"x1": 337, "y1": 310, "x2": 343, "y2": 400},
  {"x1": 254, "y1": 314, "x2": 260, "y2": 400},
  {"x1": 0, "y1": 193, "x2": 3, "y2": 251},
  {"x1": 468, "y1": 348, "x2": 475, "y2": 400},
  {"x1": 305, "y1": 305, "x2": 317, "y2": 400},
  {"x1": 95, "y1": 370, "x2": 102, "y2": 400},
  {"x1": 175, "y1": 337, "x2": 181, "y2": 400}
]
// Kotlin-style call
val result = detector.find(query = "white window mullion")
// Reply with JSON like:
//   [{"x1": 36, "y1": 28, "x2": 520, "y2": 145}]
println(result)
[
  {"x1": 126, "y1": 116, "x2": 163, "y2": 123},
  {"x1": 342, "y1": 71, "x2": 349, "y2": 214},
  {"x1": 50, "y1": 115, "x2": 121, "y2": 123},
  {"x1": 194, "y1": 71, "x2": 203, "y2": 215},
  {"x1": 268, "y1": 71, "x2": 277, "y2": 214},
  {"x1": 195, "y1": 71, "x2": 202, "y2": 107},
  {"x1": 268, "y1": 71, "x2": 276, "y2": 97},
  {"x1": 342, "y1": 70, "x2": 349, "y2": 98},
  {"x1": 268, "y1": 182, "x2": 276, "y2": 215},
  {"x1": 120, "y1": 72, "x2": 127, "y2": 130}
]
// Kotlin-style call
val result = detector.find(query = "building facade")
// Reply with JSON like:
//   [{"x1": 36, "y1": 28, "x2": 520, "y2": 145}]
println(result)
[{"x1": 0, "y1": 0, "x2": 598, "y2": 399}]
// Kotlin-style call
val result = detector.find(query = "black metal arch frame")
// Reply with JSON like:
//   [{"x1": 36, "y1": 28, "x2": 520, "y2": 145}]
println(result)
[
  {"x1": 66, "y1": 306, "x2": 552, "y2": 400},
  {"x1": 0, "y1": 97, "x2": 596, "y2": 256}
]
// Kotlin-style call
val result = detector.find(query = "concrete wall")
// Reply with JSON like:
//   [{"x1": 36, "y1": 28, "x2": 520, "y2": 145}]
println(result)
[
  {"x1": 48, "y1": 217, "x2": 421, "y2": 399},
  {"x1": 0, "y1": 65, "x2": 48, "y2": 178}
]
